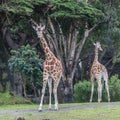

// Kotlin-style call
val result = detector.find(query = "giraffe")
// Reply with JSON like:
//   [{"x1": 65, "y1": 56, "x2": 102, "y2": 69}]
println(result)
[
  {"x1": 32, "y1": 21, "x2": 63, "y2": 111},
  {"x1": 90, "y1": 42, "x2": 110, "y2": 103}
]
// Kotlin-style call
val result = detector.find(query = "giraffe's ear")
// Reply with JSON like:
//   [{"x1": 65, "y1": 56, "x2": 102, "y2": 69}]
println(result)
[
  {"x1": 41, "y1": 25, "x2": 45, "y2": 31},
  {"x1": 93, "y1": 42, "x2": 96, "y2": 46},
  {"x1": 32, "y1": 25, "x2": 36, "y2": 30}
]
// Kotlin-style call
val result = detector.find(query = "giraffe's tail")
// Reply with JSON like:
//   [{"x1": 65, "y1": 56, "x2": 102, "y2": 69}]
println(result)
[{"x1": 102, "y1": 67, "x2": 108, "y2": 88}]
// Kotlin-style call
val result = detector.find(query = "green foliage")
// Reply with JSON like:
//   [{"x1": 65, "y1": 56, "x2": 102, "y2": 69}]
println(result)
[
  {"x1": 0, "y1": 92, "x2": 31, "y2": 105},
  {"x1": 1, "y1": 0, "x2": 104, "y2": 33},
  {"x1": 1, "y1": 0, "x2": 46, "y2": 15},
  {"x1": 2, "y1": 72, "x2": 8, "y2": 80},
  {"x1": 50, "y1": 0, "x2": 103, "y2": 24},
  {"x1": 74, "y1": 75, "x2": 120, "y2": 102},
  {"x1": 1, "y1": 0, "x2": 46, "y2": 33},
  {"x1": 8, "y1": 44, "x2": 43, "y2": 88},
  {"x1": 109, "y1": 75, "x2": 120, "y2": 101},
  {"x1": 113, "y1": 48, "x2": 120, "y2": 64},
  {"x1": 74, "y1": 80, "x2": 97, "y2": 102}
]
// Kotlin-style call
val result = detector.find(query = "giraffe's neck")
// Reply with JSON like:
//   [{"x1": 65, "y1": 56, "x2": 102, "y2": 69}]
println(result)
[
  {"x1": 39, "y1": 35, "x2": 54, "y2": 60},
  {"x1": 94, "y1": 46, "x2": 98, "y2": 62}
]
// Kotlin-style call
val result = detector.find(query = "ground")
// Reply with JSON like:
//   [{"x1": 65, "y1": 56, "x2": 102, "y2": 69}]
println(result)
[{"x1": 0, "y1": 102, "x2": 120, "y2": 120}]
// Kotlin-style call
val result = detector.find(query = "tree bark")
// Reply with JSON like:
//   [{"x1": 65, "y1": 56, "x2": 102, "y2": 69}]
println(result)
[
  {"x1": 14, "y1": 73, "x2": 23, "y2": 96},
  {"x1": 43, "y1": 17, "x2": 97, "y2": 103}
]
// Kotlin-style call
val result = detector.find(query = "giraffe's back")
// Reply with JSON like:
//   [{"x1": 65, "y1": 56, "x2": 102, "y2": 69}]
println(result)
[
  {"x1": 91, "y1": 61, "x2": 108, "y2": 80},
  {"x1": 91, "y1": 62, "x2": 101, "y2": 74},
  {"x1": 44, "y1": 57, "x2": 62, "y2": 75}
]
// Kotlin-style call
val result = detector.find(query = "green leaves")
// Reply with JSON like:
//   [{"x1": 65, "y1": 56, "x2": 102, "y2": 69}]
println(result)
[
  {"x1": 1, "y1": 0, "x2": 46, "y2": 15},
  {"x1": 8, "y1": 44, "x2": 43, "y2": 84},
  {"x1": 74, "y1": 80, "x2": 92, "y2": 102},
  {"x1": 109, "y1": 75, "x2": 120, "y2": 101},
  {"x1": 50, "y1": 0, "x2": 103, "y2": 23}
]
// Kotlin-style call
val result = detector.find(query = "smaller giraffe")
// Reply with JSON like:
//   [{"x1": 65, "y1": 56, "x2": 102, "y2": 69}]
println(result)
[
  {"x1": 32, "y1": 20, "x2": 63, "y2": 111},
  {"x1": 90, "y1": 42, "x2": 110, "y2": 103}
]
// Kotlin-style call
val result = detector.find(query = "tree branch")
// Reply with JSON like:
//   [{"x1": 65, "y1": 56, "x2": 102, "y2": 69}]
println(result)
[
  {"x1": 4, "y1": 27, "x2": 19, "y2": 50},
  {"x1": 75, "y1": 24, "x2": 97, "y2": 64},
  {"x1": 47, "y1": 16, "x2": 58, "y2": 47}
]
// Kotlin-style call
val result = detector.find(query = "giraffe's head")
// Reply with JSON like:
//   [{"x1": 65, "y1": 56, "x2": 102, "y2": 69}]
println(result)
[
  {"x1": 93, "y1": 42, "x2": 103, "y2": 51},
  {"x1": 31, "y1": 19, "x2": 45, "y2": 37}
]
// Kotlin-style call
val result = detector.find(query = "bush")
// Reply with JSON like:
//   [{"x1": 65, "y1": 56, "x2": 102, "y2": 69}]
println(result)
[
  {"x1": 0, "y1": 92, "x2": 31, "y2": 105},
  {"x1": 109, "y1": 75, "x2": 120, "y2": 101},
  {"x1": 74, "y1": 75, "x2": 120, "y2": 102},
  {"x1": 74, "y1": 80, "x2": 92, "y2": 102}
]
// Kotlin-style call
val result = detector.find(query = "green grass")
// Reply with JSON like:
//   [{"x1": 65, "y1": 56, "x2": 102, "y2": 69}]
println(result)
[
  {"x1": 0, "y1": 92, "x2": 31, "y2": 105},
  {"x1": 0, "y1": 102, "x2": 120, "y2": 120}
]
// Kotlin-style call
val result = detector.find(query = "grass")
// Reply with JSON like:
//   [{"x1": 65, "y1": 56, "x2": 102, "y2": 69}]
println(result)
[
  {"x1": 0, "y1": 102, "x2": 120, "y2": 120},
  {"x1": 0, "y1": 92, "x2": 31, "y2": 105}
]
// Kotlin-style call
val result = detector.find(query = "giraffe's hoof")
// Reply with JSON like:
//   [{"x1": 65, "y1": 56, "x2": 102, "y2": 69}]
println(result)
[
  {"x1": 89, "y1": 100, "x2": 92, "y2": 102},
  {"x1": 48, "y1": 105, "x2": 52, "y2": 110},
  {"x1": 54, "y1": 108, "x2": 59, "y2": 111},
  {"x1": 38, "y1": 108, "x2": 42, "y2": 112},
  {"x1": 98, "y1": 100, "x2": 102, "y2": 103},
  {"x1": 38, "y1": 109, "x2": 42, "y2": 112},
  {"x1": 108, "y1": 98, "x2": 110, "y2": 102},
  {"x1": 48, "y1": 108, "x2": 52, "y2": 110}
]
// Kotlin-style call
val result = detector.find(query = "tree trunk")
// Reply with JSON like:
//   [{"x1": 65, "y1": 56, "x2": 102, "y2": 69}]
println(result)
[
  {"x1": 21, "y1": 74, "x2": 27, "y2": 97},
  {"x1": 45, "y1": 17, "x2": 97, "y2": 103},
  {"x1": 14, "y1": 73, "x2": 23, "y2": 96},
  {"x1": 31, "y1": 82, "x2": 37, "y2": 98},
  {"x1": 63, "y1": 77, "x2": 74, "y2": 103}
]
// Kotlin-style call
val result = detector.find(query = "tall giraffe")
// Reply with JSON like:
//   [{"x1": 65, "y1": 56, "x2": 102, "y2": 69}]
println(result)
[
  {"x1": 32, "y1": 21, "x2": 63, "y2": 111},
  {"x1": 90, "y1": 42, "x2": 110, "y2": 102}
]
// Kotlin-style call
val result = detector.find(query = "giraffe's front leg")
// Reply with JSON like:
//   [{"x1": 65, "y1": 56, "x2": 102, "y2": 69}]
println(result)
[
  {"x1": 98, "y1": 79, "x2": 102, "y2": 103},
  {"x1": 53, "y1": 80, "x2": 60, "y2": 110},
  {"x1": 38, "y1": 87, "x2": 45, "y2": 112},
  {"x1": 48, "y1": 78, "x2": 52, "y2": 110},
  {"x1": 90, "y1": 82, "x2": 94, "y2": 102},
  {"x1": 38, "y1": 75, "x2": 48, "y2": 112},
  {"x1": 90, "y1": 75, "x2": 94, "y2": 102},
  {"x1": 53, "y1": 87, "x2": 58, "y2": 110}
]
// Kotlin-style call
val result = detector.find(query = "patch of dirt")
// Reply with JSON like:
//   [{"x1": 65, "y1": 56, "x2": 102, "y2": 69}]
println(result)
[{"x1": 0, "y1": 102, "x2": 119, "y2": 116}]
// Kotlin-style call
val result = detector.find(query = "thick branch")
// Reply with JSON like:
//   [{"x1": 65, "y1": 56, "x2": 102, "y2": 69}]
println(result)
[
  {"x1": 76, "y1": 24, "x2": 97, "y2": 61},
  {"x1": 4, "y1": 28, "x2": 19, "y2": 50},
  {"x1": 47, "y1": 16, "x2": 58, "y2": 48},
  {"x1": 17, "y1": 32, "x2": 26, "y2": 46}
]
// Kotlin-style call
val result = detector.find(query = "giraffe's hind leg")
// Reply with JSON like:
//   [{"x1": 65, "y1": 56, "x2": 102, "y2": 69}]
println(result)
[
  {"x1": 52, "y1": 73, "x2": 62, "y2": 110},
  {"x1": 97, "y1": 78, "x2": 102, "y2": 103},
  {"x1": 90, "y1": 75, "x2": 94, "y2": 102},
  {"x1": 105, "y1": 81, "x2": 110, "y2": 102},
  {"x1": 102, "y1": 72, "x2": 110, "y2": 102}
]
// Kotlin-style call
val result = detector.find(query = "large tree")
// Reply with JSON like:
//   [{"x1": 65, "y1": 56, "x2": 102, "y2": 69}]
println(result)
[
  {"x1": 30, "y1": 0, "x2": 103, "y2": 102},
  {"x1": 1, "y1": 0, "x2": 120, "y2": 102},
  {"x1": 0, "y1": 0, "x2": 104, "y2": 101}
]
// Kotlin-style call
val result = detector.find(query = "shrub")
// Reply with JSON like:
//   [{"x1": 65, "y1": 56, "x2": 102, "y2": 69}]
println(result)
[
  {"x1": 8, "y1": 44, "x2": 43, "y2": 96},
  {"x1": 109, "y1": 75, "x2": 120, "y2": 101},
  {"x1": 74, "y1": 80, "x2": 92, "y2": 102},
  {"x1": 0, "y1": 92, "x2": 31, "y2": 105},
  {"x1": 74, "y1": 75, "x2": 120, "y2": 102}
]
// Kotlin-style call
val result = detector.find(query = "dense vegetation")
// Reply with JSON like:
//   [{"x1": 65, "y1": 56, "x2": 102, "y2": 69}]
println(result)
[
  {"x1": 0, "y1": 0, "x2": 120, "y2": 103},
  {"x1": 74, "y1": 75, "x2": 120, "y2": 102}
]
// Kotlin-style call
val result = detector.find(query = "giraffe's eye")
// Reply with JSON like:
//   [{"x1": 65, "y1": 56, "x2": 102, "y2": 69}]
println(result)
[{"x1": 38, "y1": 28, "x2": 41, "y2": 31}]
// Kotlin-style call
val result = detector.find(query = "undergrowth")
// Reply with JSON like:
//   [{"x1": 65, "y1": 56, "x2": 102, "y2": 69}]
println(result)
[{"x1": 0, "y1": 92, "x2": 31, "y2": 105}]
